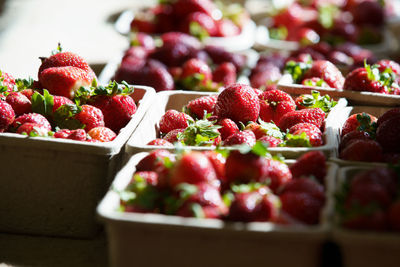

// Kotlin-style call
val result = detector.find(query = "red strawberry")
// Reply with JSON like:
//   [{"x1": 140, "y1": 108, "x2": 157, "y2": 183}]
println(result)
[
  {"x1": 12, "y1": 113, "x2": 51, "y2": 131},
  {"x1": 289, "y1": 151, "x2": 326, "y2": 183},
  {"x1": 351, "y1": 167, "x2": 398, "y2": 198},
  {"x1": 6, "y1": 92, "x2": 31, "y2": 116},
  {"x1": 20, "y1": 89, "x2": 35, "y2": 101},
  {"x1": 215, "y1": 83, "x2": 260, "y2": 124},
  {"x1": 259, "y1": 89, "x2": 296, "y2": 125},
  {"x1": 0, "y1": 71, "x2": 16, "y2": 93},
  {"x1": 342, "y1": 210, "x2": 388, "y2": 231},
  {"x1": 74, "y1": 105, "x2": 104, "y2": 131},
  {"x1": 131, "y1": 171, "x2": 159, "y2": 186},
  {"x1": 0, "y1": 101, "x2": 15, "y2": 132},
  {"x1": 16, "y1": 122, "x2": 50, "y2": 136},
  {"x1": 258, "y1": 135, "x2": 283, "y2": 147},
  {"x1": 388, "y1": 200, "x2": 400, "y2": 231},
  {"x1": 249, "y1": 65, "x2": 282, "y2": 89},
  {"x1": 280, "y1": 192, "x2": 324, "y2": 225},
  {"x1": 130, "y1": 17, "x2": 156, "y2": 33},
  {"x1": 293, "y1": 27, "x2": 320, "y2": 45},
  {"x1": 341, "y1": 112, "x2": 377, "y2": 137},
  {"x1": 215, "y1": 19, "x2": 240, "y2": 37},
  {"x1": 377, "y1": 108, "x2": 400, "y2": 127},
  {"x1": 136, "y1": 150, "x2": 176, "y2": 186},
  {"x1": 212, "y1": 62, "x2": 237, "y2": 86},
  {"x1": 300, "y1": 77, "x2": 329, "y2": 88},
  {"x1": 52, "y1": 95, "x2": 74, "y2": 112},
  {"x1": 54, "y1": 129, "x2": 87, "y2": 141},
  {"x1": 169, "y1": 151, "x2": 217, "y2": 187},
  {"x1": 343, "y1": 67, "x2": 386, "y2": 93},
  {"x1": 143, "y1": 62, "x2": 175, "y2": 92},
  {"x1": 180, "y1": 58, "x2": 212, "y2": 88},
  {"x1": 280, "y1": 178, "x2": 325, "y2": 202},
  {"x1": 159, "y1": 109, "x2": 193, "y2": 134},
  {"x1": 161, "y1": 32, "x2": 202, "y2": 49},
  {"x1": 264, "y1": 159, "x2": 293, "y2": 193},
  {"x1": 278, "y1": 108, "x2": 325, "y2": 131},
  {"x1": 147, "y1": 138, "x2": 173, "y2": 147},
  {"x1": 173, "y1": 0, "x2": 217, "y2": 17},
  {"x1": 204, "y1": 46, "x2": 246, "y2": 71},
  {"x1": 217, "y1": 118, "x2": 239, "y2": 140},
  {"x1": 339, "y1": 139, "x2": 384, "y2": 162},
  {"x1": 376, "y1": 116, "x2": 400, "y2": 153},
  {"x1": 130, "y1": 32, "x2": 155, "y2": 51},
  {"x1": 339, "y1": 130, "x2": 371, "y2": 151},
  {"x1": 87, "y1": 126, "x2": 116, "y2": 142},
  {"x1": 163, "y1": 128, "x2": 185, "y2": 143},
  {"x1": 39, "y1": 66, "x2": 93, "y2": 99},
  {"x1": 302, "y1": 60, "x2": 345, "y2": 89},
  {"x1": 376, "y1": 60, "x2": 400, "y2": 75},
  {"x1": 289, "y1": 123, "x2": 323, "y2": 147},
  {"x1": 180, "y1": 12, "x2": 218, "y2": 36},
  {"x1": 203, "y1": 151, "x2": 226, "y2": 183},
  {"x1": 91, "y1": 94, "x2": 137, "y2": 133},
  {"x1": 223, "y1": 130, "x2": 256, "y2": 146},
  {"x1": 185, "y1": 95, "x2": 217, "y2": 119},
  {"x1": 38, "y1": 50, "x2": 95, "y2": 79}
]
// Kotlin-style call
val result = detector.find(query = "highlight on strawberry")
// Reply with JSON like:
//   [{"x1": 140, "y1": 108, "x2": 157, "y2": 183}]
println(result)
[
  {"x1": 118, "y1": 143, "x2": 329, "y2": 225},
  {"x1": 147, "y1": 83, "x2": 337, "y2": 148}
]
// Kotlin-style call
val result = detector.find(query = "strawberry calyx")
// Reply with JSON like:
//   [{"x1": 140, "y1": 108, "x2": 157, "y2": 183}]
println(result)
[
  {"x1": 31, "y1": 89, "x2": 54, "y2": 117},
  {"x1": 165, "y1": 183, "x2": 199, "y2": 215},
  {"x1": 284, "y1": 58, "x2": 313, "y2": 83},
  {"x1": 189, "y1": 22, "x2": 210, "y2": 41},
  {"x1": 281, "y1": 132, "x2": 312, "y2": 147},
  {"x1": 177, "y1": 118, "x2": 221, "y2": 146},
  {"x1": 269, "y1": 26, "x2": 288, "y2": 40},
  {"x1": 297, "y1": 90, "x2": 337, "y2": 113},
  {"x1": 257, "y1": 119, "x2": 284, "y2": 139},
  {"x1": 356, "y1": 112, "x2": 377, "y2": 138},
  {"x1": 14, "y1": 78, "x2": 35, "y2": 91},
  {"x1": 302, "y1": 78, "x2": 328, "y2": 88},
  {"x1": 231, "y1": 182, "x2": 265, "y2": 194},
  {"x1": 364, "y1": 61, "x2": 381, "y2": 82},
  {"x1": 53, "y1": 103, "x2": 84, "y2": 130}
]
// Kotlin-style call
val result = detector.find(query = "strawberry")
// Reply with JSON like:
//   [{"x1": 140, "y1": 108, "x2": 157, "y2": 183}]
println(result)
[
  {"x1": 301, "y1": 60, "x2": 345, "y2": 89},
  {"x1": 150, "y1": 40, "x2": 196, "y2": 68},
  {"x1": 351, "y1": 167, "x2": 398, "y2": 198},
  {"x1": 159, "y1": 109, "x2": 193, "y2": 134},
  {"x1": 214, "y1": 83, "x2": 260, "y2": 124},
  {"x1": 264, "y1": 159, "x2": 293, "y2": 193},
  {"x1": 249, "y1": 65, "x2": 282, "y2": 89},
  {"x1": 280, "y1": 178, "x2": 325, "y2": 202},
  {"x1": 130, "y1": 17, "x2": 157, "y2": 34},
  {"x1": 223, "y1": 130, "x2": 256, "y2": 146},
  {"x1": 169, "y1": 151, "x2": 217, "y2": 187},
  {"x1": 147, "y1": 138, "x2": 173, "y2": 147},
  {"x1": 388, "y1": 200, "x2": 400, "y2": 231},
  {"x1": 161, "y1": 32, "x2": 202, "y2": 50},
  {"x1": 180, "y1": 58, "x2": 212, "y2": 89},
  {"x1": 341, "y1": 112, "x2": 377, "y2": 137},
  {"x1": 136, "y1": 150, "x2": 175, "y2": 187},
  {"x1": 376, "y1": 60, "x2": 400, "y2": 76},
  {"x1": 73, "y1": 104, "x2": 104, "y2": 131},
  {"x1": 52, "y1": 95, "x2": 74, "y2": 112},
  {"x1": 87, "y1": 126, "x2": 116, "y2": 142},
  {"x1": 342, "y1": 210, "x2": 388, "y2": 231},
  {"x1": 259, "y1": 89, "x2": 296, "y2": 125},
  {"x1": 244, "y1": 121, "x2": 283, "y2": 140},
  {"x1": 163, "y1": 128, "x2": 185, "y2": 143},
  {"x1": 203, "y1": 151, "x2": 226, "y2": 183},
  {"x1": 350, "y1": 0, "x2": 384, "y2": 26},
  {"x1": 54, "y1": 129, "x2": 87, "y2": 141},
  {"x1": 339, "y1": 130, "x2": 371, "y2": 151},
  {"x1": 376, "y1": 116, "x2": 400, "y2": 153},
  {"x1": 172, "y1": 0, "x2": 217, "y2": 17},
  {"x1": 0, "y1": 70, "x2": 16, "y2": 93},
  {"x1": 293, "y1": 27, "x2": 320, "y2": 46},
  {"x1": 143, "y1": 61, "x2": 175, "y2": 92},
  {"x1": 174, "y1": 118, "x2": 221, "y2": 146},
  {"x1": 278, "y1": 108, "x2": 325, "y2": 131},
  {"x1": 377, "y1": 108, "x2": 400, "y2": 127},
  {"x1": 180, "y1": 12, "x2": 218, "y2": 37},
  {"x1": 0, "y1": 101, "x2": 15, "y2": 132},
  {"x1": 185, "y1": 95, "x2": 217, "y2": 119},
  {"x1": 273, "y1": 3, "x2": 305, "y2": 29},
  {"x1": 6, "y1": 92, "x2": 31, "y2": 116},
  {"x1": 90, "y1": 94, "x2": 137, "y2": 133},
  {"x1": 339, "y1": 139, "x2": 384, "y2": 162},
  {"x1": 288, "y1": 123, "x2": 323, "y2": 147},
  {"x1": 343, "y1": 66, "x2": 386, "y2": 93},
  {"x1": 216, "y1": 118, "x2": 239, "y2": 140},
  {"x1": 289, "y1": 151, "x2": 326, "y2": 184},
  {"x1": 39, "y1": 66, "x2": 93, "y2": 99},
  {"x1": 19, "y1": 89, "x2": 35, "y2": 101},
  {"x1": 12, "y1": 113, "x2": 51, "y2": 132},
  {"x1": 258, "y1": 135, "x2": 283, "y2": 147},
  {"x1": 212, "y1": 62, "x2": 237, "y2": 86},
  {"x1": 294, "y1": 91, "x2": 337, "y2": 112},
  {"x1": 16, "y1": 122, "x2": 50, "y2": 137},
  {"x1": 204, "y1": 45, "x2": 246, "y2": 71},
  {"x1": 130, "y1": 32, "x2": 155, "y2": 51},
  {"x1": 215, "y1": 19, "x2": 240, "y2": 37}
]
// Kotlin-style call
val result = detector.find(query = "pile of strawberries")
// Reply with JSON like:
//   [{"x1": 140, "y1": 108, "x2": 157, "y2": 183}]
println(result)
[
  {"x1": 147, "y1": 83, "x2": 337, "y2": 148},
  {"x1": 339, "y1": 108, "x2": 400, "y2": 163},
  {"x1": 130, "y1": 0, "x2": 249, "y2": 39},
  {"x1": 0, "y1": 46, "x2": 137, "y2": 142},
  {"x1": 336, "y1": 166, "x2": 400, "y2": 231},
  {"x1": 120, "y1": 145, "x2": 328, "y2": 225},
  {"x1": 268, "y1": 0, "x2": 392, "y2": 46},
  {"x1": 113, "y1": 32, "x2": 245, "y2": 92}
]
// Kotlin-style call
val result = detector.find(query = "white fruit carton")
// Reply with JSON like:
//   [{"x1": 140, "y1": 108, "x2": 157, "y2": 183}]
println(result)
[
  {"x1": 278, "y1": 73, "x2": 400, "y2": 107},
  {"x1": 97, "y1": 152, "x2": 338, "y2": 267},
  {"x1": 125, "y1": 90, "x2": 346, "y2": 158},
  {"x1": 331, "y1": 166, "x2": 400, "y2": 267},
  {"x1": 330, "y1": 105, "x2": 395, "y2": 167},
  {"x1": 114, "y1": 10, "x2": 257, "y2": 52},
  {"x1": 0, "y1": 85, "x2": 155, "y2": 238}
]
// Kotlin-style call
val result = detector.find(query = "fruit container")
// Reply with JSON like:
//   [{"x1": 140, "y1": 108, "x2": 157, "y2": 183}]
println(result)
[
  {"x1": 278, "y1": 73, "x2": 400, "y2": 107},
  {"x1": 331, "y1": 166, "x2": 400, "y2": 267},
  {"x1": 114, "y1": 10, "x2": 257, "y2": 52},
  {"x1": 330, "y1": 105, "x2": 397, "y2": 167},
  {"x1": 125, "y1": 90, "x2": 346, "y2": 158},
  {"x1": 97, "y1": 152, "x2": 338, "y2": 267},
  {"x1": 0, "y1": 85, "x2": 155, "y2": 238}
]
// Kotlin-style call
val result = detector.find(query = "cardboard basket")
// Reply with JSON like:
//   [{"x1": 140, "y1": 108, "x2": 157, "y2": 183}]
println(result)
[
  {"x1": 97, "y1": 152, "x2": 338, "y2": 267},
  {"x1": 331, "y1": 166, "x2": 400, "y2": 267},
  {"x1": 278, "y1": 74, "x2": 400, "y2": 107},
  {"x1": 125, "y1": 90, "x2": 346, "y2": 158},
  {"x1": 0, "y1": 85, "x2": 155, "y2": 238}
]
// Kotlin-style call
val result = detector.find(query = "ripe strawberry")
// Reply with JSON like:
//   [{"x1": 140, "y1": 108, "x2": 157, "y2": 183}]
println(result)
[
  {"x1": 289, "y1": 151, "x2": 326, "y2": 183},
  {"x1": 150, "y1": 41, "x2": 194, "y2": 68},
  {"x1": 6, "y1": 92, "x2": 31, "y2": 116},
  {"x1": 273, "y1": 3, "x2": 304, "y2": 29},
  {"x1": 147, "y1": 138, "x2": 173, "y2": 147},
  {"x1": 0, "y1": 71, "x2": 16, "y2": 93},
  {"x1": 351, "y1": 167, "x2": 398, "y2": 198},
  {"x1": 131, "y1": 171, "x2": 159, "y2": 186},
  {"x1": 16, "y1": 122, "x2": 50, "y2": 136},
  {"x1": 280, "y1": 178, "x2": 325, "y2": 202},
  {"x1": 54, "y1": 129, "x2": 87, "y2": 141},
  {"x1": 38, "y1": 50, "x2": 95, "y2": 79},
  {"x1": 339, "y1": 130, "x2": 371, "y2": 151},
  {"x1": 343, "y1": 67, "x2": 386, "y2": 93},
  {"x1": 388, "y1": 200, "x2": 400, "y2": 231},
  {"x1": 12, "y1": 113, "x2": 51, "y2": 131},
  {"x1": 19, "y1": 89, "x2": 34, "y2": 101},
  {"x1": 203, "y1": 151, "x2": 226, "y2": 182},
  {"x1": 259, "y1": 89, "x2": 296, "y2": 125},
  {"x1": 339, "y1": 139, "x2": 384, "y2": 162},
  {"x1": 300, "y1": 77, "x2": 329, "y2": 88},
  {"x1": 280, "y1": 192, "x2": 324, "y2": 225},
  {"x1": 341, "y1": 112, "x2": 377, "y2": 137},
  {"x1": 376, "y1": 60, "x2": 400, "y2": 75},
  {"x1": 377, "y1": 108, "x2": 400, "y2": 126},
  {"x1": 204, "y1": 45, "x2": 246, "y2": 71},
  {"x1": 258, "y1": 135, "x2": 283, "y2": 147},
  {"x1": 163, "y1": 128, "x2": 185, "y2": 143},
  {"x1": 342, "y1": 210, "x2": 388, "y2": 231},
  {"x1": 91, "y1": 94, "x2": 137, "y2": 133},
  {"x1": 52, "y1": 95, "x2": 74, "y2": 112},
  {"x1": 169, "y1": 151, "x2": 217, "y2": 187},
  {"x1": 264, "y1": 159, "x2": 293, "y2": 193},
  {"x1": 278, "y1": 108, "x2": 325, "y2": 131},
  {"x1": 215, "y1": 19, "x2": 240, "y2": 37},
  {"x1": 215, "y1": 83, "x2": 260, "y2": 124},
  {"x1": 289, "y1": 123, "x2": 323, "y2": 147},
  {"x1": 0, "y1": 101, "x2": 15, "y2": 132},
  {"x1": 216, "y1": 118, "x2": 239, "y2": 140},
  {"x1": 130, "y1": 32, "x2": 155, "y2": 51},
  {"x1": 212, "y1": 62, "x2": 237, "y2": 86},
  {"x1": 185, "y1": 95, "x2": 217, "y2": 119},
  {"x1": 143, "y1": 62, "x2": 175, "y2": 92},
  {"x1": 136, "y1": 150, "x2": 175, "y2": 187},
  {"x1": 74, "y1": 105, "x2": 104, "y2": 131},
  {"x1": 223, "y1": 130, "x2": 256, "y2": 146},
  {"x1": 130, "y1": 17, "x2": 156, "y2": 33},
  {"x1": 376, "y1": 117, "x2": 400, "y2": 153},
  {"x1": 180, "y1": 58, "x2": 212, "y2": 88},
  {"x1": 39, "y1": 66, "x2": 93, "y2": 99},
  {"x1": 180, "y1": 12, "x2": 218, "y2": 36},
  {"x1": 302, "y1": 60, "x2": 345, "y2": 89},
  {"x1": 172, "y1": 0, "x2": 217, "y2": 17},
  {"x1": 350, "y1": 0, "x2": 384, "y2": 26},
  {"x1": 159, "y1": 109, "x2": 193, "y2": 134},
  {"x1": 249, "y1": 65, "x2": 282, "y2": 89},
  {"x1": 293, "y1": 27, "x2": 320, "y2": 45},
  {"x1": 87, "y1": 126, "x2": 116, "y2": 142},
  {"x1": 161, "y1": 32, "x2": 202, "y2": 50}
]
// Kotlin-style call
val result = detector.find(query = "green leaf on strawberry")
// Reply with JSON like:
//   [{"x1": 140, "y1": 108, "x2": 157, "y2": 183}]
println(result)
[
  {"x1": 53, "y1": 103, "x2": 84, "y2": 130},
  {"x1": 189, "y1": 22, "x2": 209, "y2": 41},
  {"x1": 258, "y1": 120, "x2": 284, "y2": 139},
  {"x1": 269, "y1": 26, "x2": 288, "y2": 40},
  {"x1": 282, "y1": 132, "x2": 312, "y2": 147},
  {"x1": 222, "y1": 192, "x2": 234, "y2": 207},
  {"x1": 284, "y1": 59, "x2": 312, "y2": 83},
  {"x1": 31, "y1": 89, "x2": 54, "y2": 117},
  {"x1": 190, "y1": 203, "x2": 205, "y2": 218},
  {"x1": 14, "y1": 77, "x2": 34, "y2": 91},
  {"x1": 298, "y1": 90, "x2": 337, "y2": 113},
  {"x1": 356, "y1": 112, "x2": 377, "y2": 138},
  {"x1": 177, "y1": 119, "x2": 221, "y2": 146},
  {"x1": 365, "y1": 61, "x2": 380, "y2": 82},
  {"x1": 231, "y1": 182, "x2": 264, "y2": 193}
]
